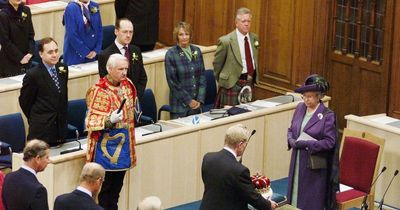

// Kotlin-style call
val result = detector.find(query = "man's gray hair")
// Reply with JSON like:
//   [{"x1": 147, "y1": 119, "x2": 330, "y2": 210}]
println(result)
[
  {"x1": 236, "y1": 7, "x2": 252, "y2": 20},
  {"x1": 79, "y1": 162, "x2": 105, "y2": 183},
  {"x1": 23, "y1": 139, "x2": 49, "y2": 161},
  {"x1": 137, "y1": 196, "x2": 163, "y2": 210},
  {"x1": 106, "y1": 53, "x2": 128, "y2": 71},
  {"x1": 224, "y1": 124, "x2": 250, "y2": 147}
]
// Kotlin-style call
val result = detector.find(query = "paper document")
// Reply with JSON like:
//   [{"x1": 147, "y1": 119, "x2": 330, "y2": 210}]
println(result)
[
  {"x1": 69, "y1": 61, "x2": 98, "y2": 72},
  {"x1": 339, "y1": 184, "x2": 353, "y2": 192},
  {"x1": 142, "y1": 49, "x2": 168, "y2": 59},
  {"x1": 135, "y1": 127, "x2": 154, "y2": 136},
  {"x1": 370, "y1": 116, "x2": 399, "y2": 125},
  {"x1": 296, "y1": 132, "x2": 317, "y2": 141},
  {"x1": 170, "y1": 114, "x2": 213, "y2": 126},
  {"x1": 251, "y1": 100, "x2": 281, "y2": 108},
  {"x1": 9, "y1": 74, "x2": 25, "y2": 82}
]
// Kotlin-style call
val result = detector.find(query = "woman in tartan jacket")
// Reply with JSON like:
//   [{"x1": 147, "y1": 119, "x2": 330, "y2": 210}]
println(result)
[{"x1": 164, "y1": 22, "x2": 206, "y2": 119}]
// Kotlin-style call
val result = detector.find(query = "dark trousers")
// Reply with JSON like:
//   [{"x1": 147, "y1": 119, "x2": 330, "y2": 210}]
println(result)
[{"x1": 98, "y1": 170, "x2": 126, "y2": 210}]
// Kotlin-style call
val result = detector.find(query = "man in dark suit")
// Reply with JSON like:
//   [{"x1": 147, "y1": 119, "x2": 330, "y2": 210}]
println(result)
[
  {"x1": 114, "y1": 0, "x2": 159, "y2": 52},
  {"x1": 200, "y1": 124, "x2": 277, "y2": 210},
  {"x1": 98, "y1": 18, "x2": 147, "y2": 101},
  {"x1": 2, "y1": 139, "x2": 50, "y2": 210},
  {"x1": 19, "y1": 37, "x2": 68, "y2": 147},
  {"x1": 54, "y1": 162, "x2": 105, "y2": 210}
]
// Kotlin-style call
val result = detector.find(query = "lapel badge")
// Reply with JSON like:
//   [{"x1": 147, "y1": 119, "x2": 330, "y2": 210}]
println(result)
[{"x1": 317, "y1": 113, "x2": 323, "y2": 120}]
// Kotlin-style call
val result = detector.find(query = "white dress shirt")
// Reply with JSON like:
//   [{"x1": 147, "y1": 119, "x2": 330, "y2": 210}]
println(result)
[{"x1": 236, "y1": 29, "x2": 255, "y2": 74}]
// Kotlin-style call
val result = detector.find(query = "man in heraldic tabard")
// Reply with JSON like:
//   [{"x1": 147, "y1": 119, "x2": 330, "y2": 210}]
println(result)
[{"x1": 85, "y1": 53, "x2": 137, "y2": 210}]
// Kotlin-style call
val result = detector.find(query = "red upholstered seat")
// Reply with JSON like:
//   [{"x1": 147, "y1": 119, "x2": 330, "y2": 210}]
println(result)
[
  {"x1": 336, "y1": 128, "x2": 385, "y2": 210},
  {"x1": 340, "y1": 136, "x2": 379, "y2": 193},
  {"x1": 336, "y1": 189, "x2": 366, "y2": 203}
]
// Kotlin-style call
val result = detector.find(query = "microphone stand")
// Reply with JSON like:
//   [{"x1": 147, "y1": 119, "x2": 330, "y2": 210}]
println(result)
[
  {"x1": 60, "y1": 130, "x2": 83, "y2": 155},
  {"x1": 360, "y1": 166, "x2": 386, "y2": 210},
  {"x1": 238, "y1": 130, "x2": 256, "y2": 164},
  {"x1": 377, "y1": 170, "x2": 399, "y2": 210}
]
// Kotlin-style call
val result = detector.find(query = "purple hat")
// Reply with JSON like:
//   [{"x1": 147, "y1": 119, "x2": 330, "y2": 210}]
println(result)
[{"x1": 295, "y1": 74, "x2": 330, "y2": 94}]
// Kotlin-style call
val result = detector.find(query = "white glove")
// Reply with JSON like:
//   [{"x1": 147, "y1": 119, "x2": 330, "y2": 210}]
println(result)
[{"x1": 110, "y1": 109, "x2": 123, "y2": 124}]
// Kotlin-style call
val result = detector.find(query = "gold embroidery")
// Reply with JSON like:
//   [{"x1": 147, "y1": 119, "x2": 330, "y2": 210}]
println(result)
[{"x1": 100, "y1": 132, "x2": 126, "y2": 164}]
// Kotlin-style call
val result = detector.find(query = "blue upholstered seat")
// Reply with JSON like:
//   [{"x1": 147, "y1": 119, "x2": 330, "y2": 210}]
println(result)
[{"x1": 0, "y1": 113, "x2": 26, "y2": 168}]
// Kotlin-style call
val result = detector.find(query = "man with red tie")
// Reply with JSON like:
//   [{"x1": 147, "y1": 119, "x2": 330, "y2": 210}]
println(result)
[
  {"x1": 98, "y1": 18, "x2": 147, "y2": 101},
  {"x1": 213, "y1": 7, "x2": 259, "y2": 108}
]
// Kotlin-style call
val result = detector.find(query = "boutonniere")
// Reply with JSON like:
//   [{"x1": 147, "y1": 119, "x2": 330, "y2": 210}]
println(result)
[
  {"x1": 254, "y1": 40, "x2": 260, "y2": 49},
  {"x1": 317, "y1": 113, "x2": 323, "y2": 120},
  {"x1": 191, "y1": 50, "x2": 198, "y2": 60},
  {"x1": 21, "y1": 12, "x2": 27, "y2": 22},
  {"x1": 58, "y1": 66, "x2": 67, "y2": 74},
  {"x1": 132, "y1": 52, "x2": 139, "y2": 63},
  {"x1": 179, "y1": 52, "x2": 184, "y2": 57},
  {"x1": 90, "y1": 6, "x2": 98, "y2": 14}
]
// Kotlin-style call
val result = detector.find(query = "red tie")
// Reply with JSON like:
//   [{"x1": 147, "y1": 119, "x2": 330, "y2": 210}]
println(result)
[
  {"x1": 123, "y1": 46, "x2": 131, "y2": 67},
  {"x1": 244, "y1": 36, "x2": 254, "y2": 76}
]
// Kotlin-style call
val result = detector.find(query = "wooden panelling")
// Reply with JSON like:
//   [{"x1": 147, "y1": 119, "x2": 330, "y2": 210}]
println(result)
[
  {"x1": 158, "y1": 0, "x2": 185, "y2": 45},
  {"x1": 388, "y1": 1, "x2": 400, "y2": 119},
  {"x1": 327, "y1": 0, "x2": 394, "y2": 128},
  {"x1": 159, "y1": 0, "x2": 400, "y2": 126}
]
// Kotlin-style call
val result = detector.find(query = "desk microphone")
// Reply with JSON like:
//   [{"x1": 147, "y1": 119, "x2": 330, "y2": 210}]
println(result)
[
  {"x1": 239, "y1": 129, "x2": 256, "y2": 163},
  {"x1": 360, "y1": 166, "x2": 386, "y2": 210},
  {"x1": 60, "y1": 130, "x2": 83, "y2": 155},
  {"x1": 377, "y1": 169, "x2": 399, "y2": 210}
]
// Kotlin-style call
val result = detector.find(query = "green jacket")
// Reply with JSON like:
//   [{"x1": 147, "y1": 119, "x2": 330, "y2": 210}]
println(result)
[{"x1": 213, "y1": 30, "x2": 259, "y2": 89}]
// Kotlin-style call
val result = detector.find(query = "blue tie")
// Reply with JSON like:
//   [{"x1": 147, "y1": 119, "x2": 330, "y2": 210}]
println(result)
[{"x1": 50, "y1": 68, "x2": 61, "y2": 93}]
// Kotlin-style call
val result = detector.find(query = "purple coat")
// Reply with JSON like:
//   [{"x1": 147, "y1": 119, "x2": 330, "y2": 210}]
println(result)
[{"x1": 287, "y1": 102, "x2": 337, "y2": 210}]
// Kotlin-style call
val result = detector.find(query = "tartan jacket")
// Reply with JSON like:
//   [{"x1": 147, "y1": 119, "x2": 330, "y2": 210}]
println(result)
[{"x1": 165, "y1": 44, "x2": 206, "y2": 114}]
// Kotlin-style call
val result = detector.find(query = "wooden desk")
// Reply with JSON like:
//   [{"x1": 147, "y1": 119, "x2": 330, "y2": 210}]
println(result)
[
  {"x1": 12, "y1": 96, "x2": 331, "y2": 209},
  {"x1": 0, "y1": 45, "x2": 216, "y2": 130},
  {"x1": 29, "y1": 0, "x2": 116, "y2": 52},
  {"x1": 345, "y1": 114, "x2": 400, "y2": 209}
]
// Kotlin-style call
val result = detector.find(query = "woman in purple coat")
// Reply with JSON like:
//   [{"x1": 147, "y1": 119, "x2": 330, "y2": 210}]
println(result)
[{"x1": 287, "y1": 75, "x2": 339, "y2": 210}]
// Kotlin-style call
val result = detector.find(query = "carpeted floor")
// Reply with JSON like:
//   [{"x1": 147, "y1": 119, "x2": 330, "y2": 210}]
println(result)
[{"x1": 167, "y1": 177, "x2": 289, "y2": 210}]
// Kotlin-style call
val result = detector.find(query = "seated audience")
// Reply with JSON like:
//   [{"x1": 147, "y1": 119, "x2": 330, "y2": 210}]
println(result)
[
  {"x1": 19, "y1": 37, "x2": 68, "y2": 147},
  {"x1": 62, "y1": 0, "x2": 102, "y2": 65},
  {"x1": 0, "y1": 0, "x2": 35, "y2": 78},
  {"x1": 137, "y1": 196, "x2": 163, "y2": 210},
  {"x1": 2, "y1": 139, "x2": 50, "y2": 210},
  {"x1": 164, "y1": 22, "x2": 206, "y2": 119},
  {"x1": 98, "y1": 18, "x2": 147, "y2": 101},
  {"x1": 200, "y1": 124, "x2": 277, "y2": 210},
  {"x1": 54, "y1": 162, "x2": 105, "y2": 210}
]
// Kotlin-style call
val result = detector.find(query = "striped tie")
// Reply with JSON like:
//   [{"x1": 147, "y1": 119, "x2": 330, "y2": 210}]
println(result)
[{"x1": 50, "y1": 68, "x2": 61, "y2": 93}]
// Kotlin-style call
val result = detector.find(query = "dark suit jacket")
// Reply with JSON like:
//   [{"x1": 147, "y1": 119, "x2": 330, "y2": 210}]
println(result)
[
  {"x1": 200, "y1": 149, "x2": 271, "y2": 210},
  {"x1": 54, "y1": 189, "x2": 104, "y2": 210},
  {"x1": 19, "y1": 62, "x2": 68, "y2": 145},
  {"x1": 0, "y1": 3, "x2": 35, "y2": 77},
  {"x1": 2, "y1": 168, "x2": 49, "y2": 210},
  {"x1": 98, "y1": 43, "x2": 147, "y2": 100},
  {"x1": 114, "y1": 0, "x2": 159, "y2": 46}
]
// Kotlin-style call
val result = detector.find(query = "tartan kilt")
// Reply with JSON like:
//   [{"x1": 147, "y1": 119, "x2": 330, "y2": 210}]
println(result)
[{"x1": 214, "y1": 79, "x2": 249, "y2": 108}]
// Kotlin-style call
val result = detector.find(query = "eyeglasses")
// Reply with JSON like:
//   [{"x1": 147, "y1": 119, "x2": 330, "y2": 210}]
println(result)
[{"x1": 301, "y1": 94, "x2": 318, "y2": 100}]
